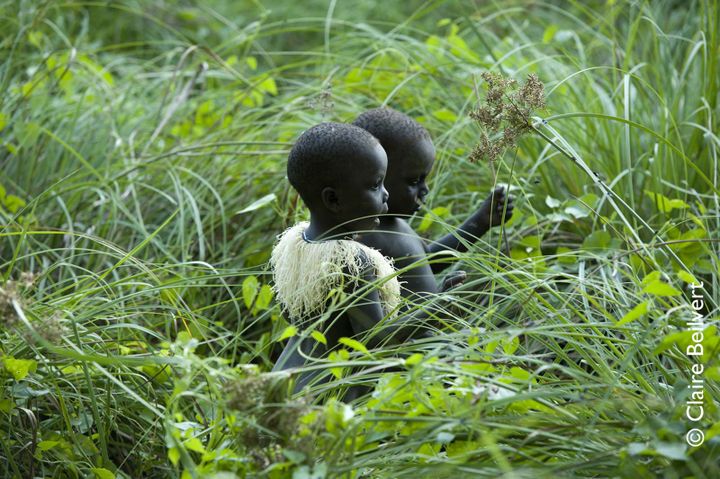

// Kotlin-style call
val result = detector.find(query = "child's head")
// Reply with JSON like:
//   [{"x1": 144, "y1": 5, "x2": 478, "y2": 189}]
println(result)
[
  {"x1": 288, "y1": 122, "x2": 389, "y2": 234},
  {"x1": 353, "y1": 108, "x2": 435, "y2": 216}
]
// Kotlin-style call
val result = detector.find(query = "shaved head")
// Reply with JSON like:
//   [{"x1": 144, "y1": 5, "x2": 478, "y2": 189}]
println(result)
[
  {"x1": 287, "y1": 122, "x2": 382, "y2": 207},
  {"x1": 353, "y1": 107, "x2": 431, "y2": 154}
]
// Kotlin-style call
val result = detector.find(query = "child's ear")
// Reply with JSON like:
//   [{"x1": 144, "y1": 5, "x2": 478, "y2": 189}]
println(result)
[{"x1": 321, "y1": 186, "x2": 341, "y2": 212}]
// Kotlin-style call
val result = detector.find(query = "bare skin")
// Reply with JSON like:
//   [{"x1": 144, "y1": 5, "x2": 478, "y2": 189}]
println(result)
[
  {"x1": 359, "y1": 136, "x2": 514, "y2": 300},
  {"x1": 273, "y1": 139, "x2": 433, "y2": 392}
]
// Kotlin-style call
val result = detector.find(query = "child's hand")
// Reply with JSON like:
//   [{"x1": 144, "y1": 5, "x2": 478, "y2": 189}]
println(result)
[
  {"x1": 479, "y1": 186, "x2": 514, "y2": 227},
  {"x1": 441, "y1": 270, "x2": 466, "y2": 292}
]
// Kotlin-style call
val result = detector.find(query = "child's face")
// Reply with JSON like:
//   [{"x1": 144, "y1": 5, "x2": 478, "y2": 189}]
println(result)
[
  {"x1": 334, "y1": 142, "x2": 389, "y2": 233},
  {"x1": 384, "y1": 137, "x2": 435, "y2": 216}
]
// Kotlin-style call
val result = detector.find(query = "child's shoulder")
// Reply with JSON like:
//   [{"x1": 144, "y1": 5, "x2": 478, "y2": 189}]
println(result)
[{"x1": 361, "y1": 218, "x2": 427, "y2": 258}]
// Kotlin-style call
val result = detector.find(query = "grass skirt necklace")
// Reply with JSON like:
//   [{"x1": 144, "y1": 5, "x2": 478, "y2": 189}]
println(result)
[{"x1": 270, "y1": 221, "x2": 401, "y2": 323}]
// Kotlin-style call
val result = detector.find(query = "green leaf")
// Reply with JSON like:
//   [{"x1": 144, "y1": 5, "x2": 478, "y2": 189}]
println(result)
[
  {"x1": 447, "y1": 440, "x2": 482, "y2": 458},
  {"x1": 582, "y1": 230, "x2": 611, "y2": 251},
  {"x1": 328, "y1": 349, "x2": 349, "y2": 379},
  {"x1": 311, "y1": 330, "x2": 327, "y2": 345},
  {"x1": 338, "y1": 337, "x2": 369, "y2": 355},
  {"x1": 404, "y1": 353, "x2": 424, "y2": 367},
  {"x1": 543, "y1": 24, "x2": 559, "y2": 43},
  {"x1": 556, "y1": 246, "x2": 576, "y2": 264},
  {"x1": 642, "y1": 279, "x2": 681, "y2": 297},
  {"x1": 278, "y1": 325, "x2": 298, "y2": 342},
  {"x1": 644, "y1": 190, "x2": 689, "y2": 213},
  {"x1": 655, "y1": 330, "x2": 693, "y2": 354},
  {"x1": 184, "y1": 437, "x2": 205, "y2": 454},
  {"x1": 670, "y1": 228, "x2": 706, "y2": 251},
  {"x1": 617, "y1": 301, "x2": 649, "y2": 326},
  {"x1": 91, "y1": 468, "x2": 115, "y2": 479},
  {"x1": 705, "y1": 367, "x2": 720, "y2": 382},
  {"x1": 518, "y1": 235, "x2": 541, "y2": 251},
  {"x1": 628, "y1": 441, "x2": 687, "y2": 460},
  {"x1": 677, "y1": 270, "x2": 698, "y2": 284},
  {"x1": 0, "y1": 112, "x2": 6, "y2": 132},
  {"x1": 447, "y1": 26, "x2": 480, "y2": 62},
  {"x1": 4, "y1": 195, "x2": 26, "y2": 214},
  {"x1": 283, "y1": 449, "x2": 306, "y2": 464},
  {"x1": 654, "y1": 326, "x2": 717, "y2": 362},
  {"x1": 3, "y1": 357, "x2": 37, "y2": 380},
  {"x1": 509, "y1": 367, "x2": 532, "y2": 382},
  {"x1": 78, "y1": 54, "x2": 115, "y2": 86},
  {"x1": 37, "y1": 440, "x2": 59, "y2": 451},
  {"x1": 259, "y1": 77, "x2": 277, "y2": 96},
  {"x1": 0, "y1": 398, "x2": 13, "y2": 412},
  {"x1": 178, "y1": 8, "x2": 198, "y2": 21},
  {"x1": 564, "y1": 201, "x2": 591, "y2": 219},
  {"x1": 641, "y1": 271, "x2": 661, "y2": 285},
  {"x1": 432, "y1": 109, "x2": 457, "y2": 122},
  {"x1": 654, "y1": 442, "x2": 687, "y2": 460},
  {"x1": 246, "y1": 56, "x2": 257, "y2": 70},
  {"x1": 325, "y1": 398, "x2": 354, "y2": 433},
  {"x1": 254, "y1": 284, "x2": 273, "y2": 311},
  {"x1": 242, "y1": 275, "x2": 259, "y2": 309},
  {"x1": 485, "y1": 340, "x2": 499, "y2": 355},
  {"x1": 168, "y1": 447, "x2": 180, "y2": 466},
  {"x1": 425, "y1": 35, "x2": 444, "y2": 57},
  {"x1": 418, "y1": 206, "x2": 450, "y2": 233},
  {"x1": 27, "y1": 30, "x2": 44, "y2": 48},
  {"x1": 580, "y1": 193, "x2": 599, "y2": 208},
  {"x1": 502, "y1": 336, "x2": 520, "y2": 355},
  {"x1": 545, "y1": 195, "x2": 561, "y2": 208}
]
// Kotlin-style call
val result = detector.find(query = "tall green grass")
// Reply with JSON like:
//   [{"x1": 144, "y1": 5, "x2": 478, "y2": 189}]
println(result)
[{"x1": 1, "y1": 0, "x2": 718, "y2": 477}]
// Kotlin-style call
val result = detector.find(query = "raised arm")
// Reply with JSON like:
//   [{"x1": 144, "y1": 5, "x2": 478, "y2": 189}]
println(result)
[{"x1": 427, "y1": 186, "x2": 513, "y2": 273}]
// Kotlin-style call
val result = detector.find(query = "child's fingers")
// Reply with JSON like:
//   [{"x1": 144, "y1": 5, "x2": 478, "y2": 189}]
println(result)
[
  {"x1": 492, "y1": 186, "x2": 506, "y2": 198},
  {"x1": 497, "y1": 197, "x2": 513, "y2": 210},
  {"x1": 442, "y1": 270, "x2": 467, "y2": 291}
]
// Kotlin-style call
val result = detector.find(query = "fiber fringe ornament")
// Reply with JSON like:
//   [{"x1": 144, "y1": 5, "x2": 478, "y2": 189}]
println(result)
[{"x1": 270, "y1": 222, "x2": 400, "y2": 323}]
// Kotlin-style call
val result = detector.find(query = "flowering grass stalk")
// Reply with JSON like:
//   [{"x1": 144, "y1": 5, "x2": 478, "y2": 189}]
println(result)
[{"x1": 470, "y1": 72, "x2": 690, "y2": 272}]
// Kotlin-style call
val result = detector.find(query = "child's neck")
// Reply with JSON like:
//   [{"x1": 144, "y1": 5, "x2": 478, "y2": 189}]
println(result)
[
  {"x1": 305, "y1": 214, "x2": 353, "y2": 241},
  {"x1": 379, "y1": 214, "x2": 410, "y2": 227}
]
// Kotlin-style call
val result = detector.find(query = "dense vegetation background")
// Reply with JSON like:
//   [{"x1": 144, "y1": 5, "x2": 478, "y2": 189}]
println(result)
[{"x1": 1, "y1": 0, "x2": 718, "y2": 477}]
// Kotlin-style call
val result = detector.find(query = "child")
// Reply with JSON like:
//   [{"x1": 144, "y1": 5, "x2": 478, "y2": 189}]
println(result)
[
  {"x1": 353, "y1": 107, "x2": 514, "y2": 299},
  {"x1": 271, "y1": 122, "x2": 430, "y2": 392}
]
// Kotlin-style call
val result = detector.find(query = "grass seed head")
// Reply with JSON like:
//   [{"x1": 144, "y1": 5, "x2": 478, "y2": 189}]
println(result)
[
  {"x1": 1, "y1": 274, "x2": 36, "y2": 327},
  {"x1": 517, "y1": 73, "x2": 546, "y2": 110},
  {"x1": 469, "y1": 72, "x2": 546, "y2": 163},
  {"x1": 30, "y1": 312, "x2": 66, "y2": 344},
  {"x1": 226, "y1": 372, "x2": 271, "y2": 412},
  {"x1": 0, "y1": 281, "x2": 20, "y2": 327}
]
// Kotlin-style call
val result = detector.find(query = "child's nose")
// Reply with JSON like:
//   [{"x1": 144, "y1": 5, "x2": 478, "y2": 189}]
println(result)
[
  {"x1": 419, "y1": 182, "x2": 429, "y2": 196},
  {"x1": 382, "y1": 185, "x2": 389, "y2": 202}
]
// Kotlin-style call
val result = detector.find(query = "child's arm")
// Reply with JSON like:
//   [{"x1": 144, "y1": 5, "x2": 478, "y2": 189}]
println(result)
[
  {"x1": 426, "y1": 186, "x2": 513, "y2": 273},
  {"x1": 272, "y1": 335, "x2": 327, "y2": 391},
  {"x1": 273, "y1": 255, "x2": 438, "y2": 392},
  {"x1": 345, "y1": 262, "x2": 433, "y2": 348}
]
